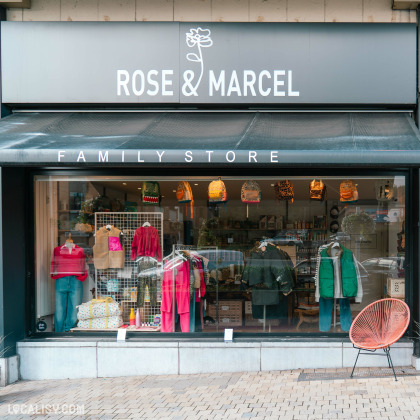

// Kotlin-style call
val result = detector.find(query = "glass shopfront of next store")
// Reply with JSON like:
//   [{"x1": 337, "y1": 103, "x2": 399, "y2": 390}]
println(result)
[{"x1": 34, "y1": 173, "x2": 407, "y2": 336}]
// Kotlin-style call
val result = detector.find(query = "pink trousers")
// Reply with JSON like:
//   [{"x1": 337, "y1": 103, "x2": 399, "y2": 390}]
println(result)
[{"x1": 161, "y1": 311, "x2": 190, "y2": 333}]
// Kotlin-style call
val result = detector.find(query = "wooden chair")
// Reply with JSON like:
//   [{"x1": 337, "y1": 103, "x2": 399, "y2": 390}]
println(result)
[{"x1": 349, "y1": 298, "x2": 410, "y2": 381}]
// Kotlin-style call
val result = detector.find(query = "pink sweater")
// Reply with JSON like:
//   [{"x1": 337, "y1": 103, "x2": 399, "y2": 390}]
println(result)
[
  {"x1": 51, "y1": 244, "x2": 88, "y2": 281},
  {"x1": 130, "y1": 226, "x2": 162, "y2": 261}
]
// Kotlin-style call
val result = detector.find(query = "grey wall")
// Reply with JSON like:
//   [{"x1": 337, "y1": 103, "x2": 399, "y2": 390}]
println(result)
[{"x1": 1, "y1": 22, "x2": 416, "y2": 105}]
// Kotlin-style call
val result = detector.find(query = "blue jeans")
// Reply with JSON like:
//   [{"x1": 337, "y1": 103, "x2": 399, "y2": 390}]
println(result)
[
  {"x1": 55, "y1": 276, "x2": 83, "y2": 332},
  {"x1": 319, "y1": 297, "x2": 352, "y2": 332}
]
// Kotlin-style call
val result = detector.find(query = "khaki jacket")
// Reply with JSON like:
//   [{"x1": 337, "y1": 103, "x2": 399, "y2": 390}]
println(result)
[{"x1": 93, "y1": 226, "x2": 125, "y2": 269}]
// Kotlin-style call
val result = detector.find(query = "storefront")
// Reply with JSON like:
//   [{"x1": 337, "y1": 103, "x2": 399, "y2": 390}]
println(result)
[{"x1": 0, "y1": 21, "x2": 419, "y2": 381}]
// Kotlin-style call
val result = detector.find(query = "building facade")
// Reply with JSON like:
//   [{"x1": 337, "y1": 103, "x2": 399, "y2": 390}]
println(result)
[{"x1": 0, "y1": 0, "x2": 419, "y2": 384}]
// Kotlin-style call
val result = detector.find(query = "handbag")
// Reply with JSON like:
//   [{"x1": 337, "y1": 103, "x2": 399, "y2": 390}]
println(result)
[
  {"x1": 274, "y1": 180, "x2": 294, "y2": 203},
  {"x1": 340, "y1": 180, "x2": 358, "y2": 204},
  {"x1": 309, "y1": 179, "x2": 326, "y2": 201}
]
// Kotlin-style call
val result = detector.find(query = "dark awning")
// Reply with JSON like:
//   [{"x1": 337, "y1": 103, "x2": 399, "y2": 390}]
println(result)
[{"x1": 0, "y1": 111, "x2": 419, "y2": 167}]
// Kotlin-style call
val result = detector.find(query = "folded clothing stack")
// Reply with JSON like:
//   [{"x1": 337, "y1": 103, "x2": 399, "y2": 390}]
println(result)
[{"x1": 77, "y1": 297, "x2": 123, "y2": 329}]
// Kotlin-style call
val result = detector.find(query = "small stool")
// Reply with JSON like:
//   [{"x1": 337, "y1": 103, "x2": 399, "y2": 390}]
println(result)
[{"x1": 294, "y1": 308, "x2": 319, "y2": 331}]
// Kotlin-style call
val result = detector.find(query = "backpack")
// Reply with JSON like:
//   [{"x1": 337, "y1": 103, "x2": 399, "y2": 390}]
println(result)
[
  {"x1": 376, "y1": 180, "x2": 394, "y2": 202},
  {"x1": 309, "y1": 179, "x2": 326, "y2": 201},
  {"x1": 340, "y1": 180, "x2": 358, "y2": 204},
  {"x1": 274, "y1": 180, "x2": 294, "y2": 203},
  {"x1": 142, "y1": 181, "x2": 161, "y2": 205},
  {"x1": 241, "y1": 180, "x2": 262, "y2": 204},
  {"x1": 176, "y1": 181, "x2": 194, "y2": 218},
  {"x1": 208, "y1": 178, "x2": 228, "y2": 204}
]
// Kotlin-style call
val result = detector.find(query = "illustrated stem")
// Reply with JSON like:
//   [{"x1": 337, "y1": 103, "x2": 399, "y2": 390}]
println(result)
[{"x1": 194, "y1": 45, "x2": 204, "y2": 93}]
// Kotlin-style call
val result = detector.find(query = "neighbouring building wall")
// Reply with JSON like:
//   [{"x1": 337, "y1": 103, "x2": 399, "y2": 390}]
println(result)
[{"x1": 6, "y1": 0, "x2": 417, "y2": 23}]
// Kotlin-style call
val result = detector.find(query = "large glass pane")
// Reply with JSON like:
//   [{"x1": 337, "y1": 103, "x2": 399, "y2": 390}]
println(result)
[{"x1": 34, "y1": 175, "x2": 406, "y2": 334}]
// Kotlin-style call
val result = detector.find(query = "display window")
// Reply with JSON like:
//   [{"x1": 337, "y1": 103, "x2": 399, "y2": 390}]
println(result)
[{"x1": 34, "y1": 175, "x2": 406, "y2": 334}]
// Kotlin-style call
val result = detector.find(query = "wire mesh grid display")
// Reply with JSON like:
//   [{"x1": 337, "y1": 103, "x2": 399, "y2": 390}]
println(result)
[{"x1": 95, "y1": 212, "x2": 163, "y2": 324}]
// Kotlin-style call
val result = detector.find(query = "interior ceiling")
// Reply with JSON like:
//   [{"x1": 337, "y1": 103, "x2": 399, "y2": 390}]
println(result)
[{"x1": 93, "y1": 178, "x2": 400, "y2": 202}]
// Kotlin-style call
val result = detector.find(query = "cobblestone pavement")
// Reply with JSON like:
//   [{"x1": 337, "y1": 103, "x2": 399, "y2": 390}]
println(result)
[{"x1": 0, "y1": 368, "x2": 420, "y2": 419}]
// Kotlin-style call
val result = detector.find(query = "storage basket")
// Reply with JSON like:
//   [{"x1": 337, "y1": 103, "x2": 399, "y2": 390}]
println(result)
[
  {"x1": 207, "y1": 300, "x2": 243, "y2": 327},
  {"x1": 387, "y1": 277, "x2": 405, "y2": 298}
]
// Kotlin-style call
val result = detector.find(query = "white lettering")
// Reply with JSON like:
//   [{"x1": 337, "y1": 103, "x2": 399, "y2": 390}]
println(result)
[
  {"x1": 98, "y1": 151, "x2": 109, "y2": 162},
  {"x1": 249, "y1": 151, "x2": 257, "y2": 163},
  {"x1": 209, "y1": 70, "x2": 225, "y2": 96},
  {"x1": 77, "y1": 151, "x2": 86, "y2": 163},
  {"x1": 162, "y1": 70, "x2": 174, "y2": 96},
  {"x1": 156, "y1": 150, "x2": 165, "y2": 162},
  {"x1": 226, "y1": 151, "x2": 236, "y2": 163},
  {"x1": 271, "y1": 151, "x2": 278, "y2": 163},
  {"x1": 147, "y1": 70, "x2": 159, "y2": 96},
  {"x1": 288, "y1": 70, "x2": 299, "y2": 97},
  {"x1": 185, "y1": 151, "x2": 193, "y2": 162},
  {"x1": 117, "y1": 70, "x2": 130, "y2": 96},
  {"x1": 243, "y1": 71, "x2": 257, "y2": 97},
  {"x1": 258, "y1": 71, "x2": 271, "y2": 97},
  {"x1": 274, "y1": 70, "x2": 285, "y2": 97},
  {"x1": 227, "y1": 71, "x2": 241, "y2": 96},
  {"x1": 206, "y1": 151, "x2": 214, "y2": 162},
  {"x1": 138, "y1": 151, "x2": 144, "y2": 162},
  {"x1": 58, "y1": 151, "x2": 65, "y2": 162},
  {"x1": 132, "y1": 70, "x2": 145, "y2": 96}
]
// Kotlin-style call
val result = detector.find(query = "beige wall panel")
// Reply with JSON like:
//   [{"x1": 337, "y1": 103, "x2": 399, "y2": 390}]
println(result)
[
  {"x1": 22, "y1": 0, "x2": 60, "y2": 21},
  {"x1": 325, "y1": 0, "x2": 363, "y2": 22},
  {"x1": 287, "y1": 0, "x2": 324, "y2": 22},
  {"x1": 174, "y1": 0, "x2": 211, "y2": 21},
  {"x1": 249, "y1": 0, "x2": 287, "y2": 22},
  {"x1": 211, "y1": 0, "x2": 249, "y2": 22},
  {"x1": 363, "y1": 0, "x2": 393, "y2": 22},
  {"x1": 136, "y1": 0, "x2": 174, "y2": 21},
  {"x1": 98, "y1": 0, "x2": 135, "y2": 21},
  {"x1": 398, "y1": 9, "x2": 411, "y2": 21},
  {"x1": 61, "y1": 0, "x2": 99, "y2": 21},
  {"x1": 6, "y1": 8, "x2": 23, "y2": 20},
  {"x1": 409, "y1": 9, "x2": 417, "y2": 22}
]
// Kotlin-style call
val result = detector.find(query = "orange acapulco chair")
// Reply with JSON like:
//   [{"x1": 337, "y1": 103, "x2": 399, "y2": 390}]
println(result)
[{"x1": 349, "y1": 298, "x2": 410, "y2": 381}]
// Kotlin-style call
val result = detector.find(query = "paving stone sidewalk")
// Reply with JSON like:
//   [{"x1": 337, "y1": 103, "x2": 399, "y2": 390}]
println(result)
[{"x1": 0, "y1": 368, "x2": 420, "y2": 419}]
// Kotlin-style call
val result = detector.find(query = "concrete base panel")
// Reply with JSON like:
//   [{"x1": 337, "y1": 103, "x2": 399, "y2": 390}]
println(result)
[
  {"x1": 179, "y1": 342, "x2": 260, "y2": 374},
  {"x1": 261, "y1": 342, "x2": 342, "y2": 370},
  {"x1": 16, "y1": 340, "x2": 414, "y2": 380},
  {"x1": 17, "y1": 342, "x2": 97, "y2": 380},
  {"x1": 342, "y1": 342, "x2": 413, "y2": 368},
  {"x1": 98, "y1": 342, "x2": 178, "y2": 377},
  {"x1": 0, "y1": 355, "x2": 19, "y2": 386}
]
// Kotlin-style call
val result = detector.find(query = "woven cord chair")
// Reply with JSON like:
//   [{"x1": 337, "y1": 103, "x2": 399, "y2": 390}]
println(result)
[{"x1": 349, "y1": 298, "x2": 410, "y2": 381}]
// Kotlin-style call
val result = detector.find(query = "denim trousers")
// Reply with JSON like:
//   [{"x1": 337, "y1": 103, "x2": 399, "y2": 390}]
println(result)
[
  {"x1": 319, "y1": 297, "x2": 352, "y2": 332},
  {"x1": 55, "y1": 275, "x2": 83, "y2": 332}
]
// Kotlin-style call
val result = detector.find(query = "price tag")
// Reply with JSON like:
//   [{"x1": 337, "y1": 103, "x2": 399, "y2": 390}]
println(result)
[
  {"x1": 117, "y1": 328, "x2": 127, "y2": 342},
  {"x1": 224, "y1": 328, "x2": 233, "y2": 343}
]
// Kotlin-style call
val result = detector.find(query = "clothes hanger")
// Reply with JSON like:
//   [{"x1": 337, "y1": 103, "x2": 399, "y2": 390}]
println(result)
[
  {"x1": 142, "y1": 221, "x2": 151, "y2": 227},
  {"x1": 106, "y1": 224, "x2": 112, "y2": 230},
  {"x1": 259, "y1": 240, "x2": 268, "y2": 249},
  {"x1": 136, "y1": 256, "x2": 157, "y2": 263}
]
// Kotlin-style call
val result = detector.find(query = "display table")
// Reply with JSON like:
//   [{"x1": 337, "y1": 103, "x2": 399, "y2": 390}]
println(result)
[{"x1": 71, "y1": 325, "x2": 160, "y2": 332}]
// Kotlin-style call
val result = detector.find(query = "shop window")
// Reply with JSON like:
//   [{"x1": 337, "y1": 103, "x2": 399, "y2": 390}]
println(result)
[{"x1": 34, "y1": 175, "x2": 406, "y2": 335}]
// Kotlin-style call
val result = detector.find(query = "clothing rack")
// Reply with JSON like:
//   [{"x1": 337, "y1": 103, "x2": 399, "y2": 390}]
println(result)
[
  {"x1": 168, "y1": 245, "x2": 218, "y2": 333},
  {"x1": 95, "y1": 212, "x2": 163, "y2": 324}
]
